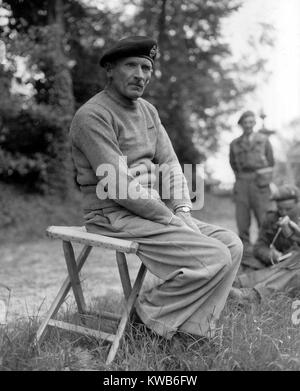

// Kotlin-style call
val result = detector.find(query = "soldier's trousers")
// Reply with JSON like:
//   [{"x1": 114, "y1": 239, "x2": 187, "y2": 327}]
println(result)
[
  {"x1": 235, "y1": 252, "x2": 300, "y2": 298},
  {"x1": 84, "y1": 206, "x2": 243, "y2": 338},
  {"x1": 233, "y1": 174, "x2": 271, "y2": 244}
]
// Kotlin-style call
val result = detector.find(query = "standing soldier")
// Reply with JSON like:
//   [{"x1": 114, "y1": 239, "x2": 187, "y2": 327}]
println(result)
[{"x1": 229, "y1": 111, "x2": 274, "y2": 255}]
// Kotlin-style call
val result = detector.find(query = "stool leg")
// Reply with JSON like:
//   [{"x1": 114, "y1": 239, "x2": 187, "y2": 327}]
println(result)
[
  {"x1": 116, "y1": 251, "x2": 132, "y2": 300},
  {"x1": 36, "y1": 245, "x2": 92, "y2": 344},
  {"x1": 63, "y1": 241, "x2": 87, "y2": 315},
  {"x1": 106, "y1": 262, "x2": 147, "y2": 365}
]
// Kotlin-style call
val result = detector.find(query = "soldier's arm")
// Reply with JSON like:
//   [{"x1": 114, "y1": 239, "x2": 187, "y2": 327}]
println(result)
[
  {"x1": 229, "y1": 143, "x2": 237, "y2": 174},
  {"x1": 288, "y1": 220, "x2": 300, "y2": 244},
  {"x1": 265, "y1": 139, "x2": 274, "y2": 167},
  {"x1": 253, "y1": 217, "x2": 275, "y2": 266}
]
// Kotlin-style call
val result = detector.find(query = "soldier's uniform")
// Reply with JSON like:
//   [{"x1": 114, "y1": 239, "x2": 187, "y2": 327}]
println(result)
[
  {"x1": 253, "y1": 209, "x2": 300, "y2": 265},
  {"x1": 235, "y1": 186, "x2": 300, "y2": 298},
  {"x1": 230, "y1": 129, "x2": 274, "y2": 246}
]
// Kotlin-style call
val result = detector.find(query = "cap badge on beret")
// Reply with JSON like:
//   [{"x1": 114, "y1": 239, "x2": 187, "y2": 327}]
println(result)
[
  {"x1": 99, "y1": 36, "x2": 158, "y2": 67},
  {"x1": 150, "y1": 45, "x2": 157, "y2": 58}
]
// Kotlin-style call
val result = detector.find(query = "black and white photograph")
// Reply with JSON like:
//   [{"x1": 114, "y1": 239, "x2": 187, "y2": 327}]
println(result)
[{"x1": 0, "y1": 0, "x2": 300, "y2": 374}]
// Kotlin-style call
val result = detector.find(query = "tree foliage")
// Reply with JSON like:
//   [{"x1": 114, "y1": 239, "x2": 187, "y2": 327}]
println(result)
[
  {"x1": 1, "y1": 0, "x2": 86, "y2": 194},
  {"x1": 119, "y1": 0, "x2": 264, "y2": 162},
  {"x1": 0, "y1": 0, "x2": 273, "y2": 192}
]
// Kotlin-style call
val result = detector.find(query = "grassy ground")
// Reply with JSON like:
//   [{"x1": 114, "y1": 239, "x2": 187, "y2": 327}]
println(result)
[
  {"x1": 0, "y1": 183, "x2": 83, "y2": 245},
  {"x1": 0, "y1": 184, "x2": 300, "y2": 371},
  {"x1": 1, "y1": 292, "x2": 300, "y2": 371}
]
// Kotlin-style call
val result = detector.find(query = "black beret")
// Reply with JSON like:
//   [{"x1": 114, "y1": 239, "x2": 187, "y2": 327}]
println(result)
[
  {"x1": 238, "y1": 110, "x2": 255, "y2": 125},
  {"x1": 100, "y1": 36, "x2": 158, "y2": 67},
  {"x1": 271, "y1": 185, "x2": 300, "y2": 202}
]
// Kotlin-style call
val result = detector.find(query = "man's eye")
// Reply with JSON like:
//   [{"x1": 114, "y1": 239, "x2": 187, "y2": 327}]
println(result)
[{"x1": 142, "y1": 66, "x2": 151, "y2": 72}]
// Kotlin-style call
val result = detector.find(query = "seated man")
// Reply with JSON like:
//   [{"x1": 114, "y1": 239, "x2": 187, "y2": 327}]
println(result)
[
  {"x1": 233, "y1": 184, "x2": 300, "y2": 299},
  {"x1": 70, "y1": 36, "x2": 243, "y2": 340}
]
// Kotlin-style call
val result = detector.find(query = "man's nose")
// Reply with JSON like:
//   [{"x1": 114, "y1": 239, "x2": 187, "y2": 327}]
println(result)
[{"x1": 133, "y1": 65, "x2": 144, "y2": 79}]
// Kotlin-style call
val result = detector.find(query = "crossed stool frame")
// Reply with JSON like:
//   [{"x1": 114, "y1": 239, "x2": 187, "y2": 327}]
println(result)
[{"x1": 35, "y1": 226, "x2": 147, "y2": 365}]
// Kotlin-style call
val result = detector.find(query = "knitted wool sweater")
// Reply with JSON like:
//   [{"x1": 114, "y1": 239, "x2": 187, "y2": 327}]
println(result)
[{"x1": 69, "y1": 88, "x2": 192, "y2": 225}]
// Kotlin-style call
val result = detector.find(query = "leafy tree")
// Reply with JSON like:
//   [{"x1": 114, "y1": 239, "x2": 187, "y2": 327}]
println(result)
[
  {"x1": 0, "y1": 0, "x2": 118, "y2": 194},
  {"x1": 0, "y1": 0, "x2": 273, "y2": 194},
  {"x1": 114, "y1": 0, "x2": 273, "y2": 163}
]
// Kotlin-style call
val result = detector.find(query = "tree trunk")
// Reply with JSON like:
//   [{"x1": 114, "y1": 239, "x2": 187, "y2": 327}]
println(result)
[{"x1": 46, "y1": 0, "x2": 75, "y2": 198}]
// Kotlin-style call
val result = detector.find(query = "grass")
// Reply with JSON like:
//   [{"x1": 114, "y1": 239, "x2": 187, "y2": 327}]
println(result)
[
  {"x1": 1, "y1": 292, "x2": 300, "y2": 371},
  {"x1": 0, "y1": 183, "x2": 83, "y2": 245},
  {"x1": 0, "y1": 183, "x2": 300, "y2": 371}
]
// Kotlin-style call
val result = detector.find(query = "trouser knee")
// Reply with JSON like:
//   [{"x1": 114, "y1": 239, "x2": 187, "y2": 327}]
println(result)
[
  {"x1": 216, "y1": 231, "x2": 243, "y2": 269},
  {"x1": 230, "y1": 234, "x2": 244, "y2": 265},
  {"x1": 216, "y1": 244, "x2": 233, "y2": 271}
]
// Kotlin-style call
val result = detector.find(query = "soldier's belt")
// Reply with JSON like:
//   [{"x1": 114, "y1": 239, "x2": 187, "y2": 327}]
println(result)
[
  {"x1": 240, "y1": 168, "x2": 256, "y2": 173},
  {"x1": 236, "y1": 171, "x2": 256, "y2": 179}
]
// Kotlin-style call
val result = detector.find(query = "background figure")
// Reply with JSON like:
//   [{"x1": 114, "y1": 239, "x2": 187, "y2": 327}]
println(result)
[
  {"x1": 234, "y1": 184, "x2": 300, "y2": 299},
  {"x1": 229, "y1": 110, "x2": 274, "y2": 257}
]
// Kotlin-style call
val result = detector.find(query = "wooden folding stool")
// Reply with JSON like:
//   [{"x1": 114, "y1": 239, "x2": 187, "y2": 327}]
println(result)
[{"x1": 35, "y1": 226, "x2": 147, "y2": 364}]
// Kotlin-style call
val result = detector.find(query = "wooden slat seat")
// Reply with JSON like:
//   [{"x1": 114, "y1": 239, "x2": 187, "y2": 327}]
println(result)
[
  {"x1": 35, "y1": 225, "x2": 146, "y2": 365},
  {"x1": 46, "y1": 226, "x2": 139, "y2": 253}
]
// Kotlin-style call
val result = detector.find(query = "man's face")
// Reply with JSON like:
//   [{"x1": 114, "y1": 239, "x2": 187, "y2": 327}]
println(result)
[
  {"x1": 277, "y1": 199, "x2": 298, "y2": 218},
  {"x1": 108, "y1": 56, "x2": 153, "y2": 100},
  {"x1": 240, "y1": 115, "x2": 256, "y2": 134}
]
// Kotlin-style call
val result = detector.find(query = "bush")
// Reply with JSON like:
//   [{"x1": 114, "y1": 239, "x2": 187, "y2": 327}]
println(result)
[{"x1": 0, "y1": 104, "x2": 72, "y2": 194}]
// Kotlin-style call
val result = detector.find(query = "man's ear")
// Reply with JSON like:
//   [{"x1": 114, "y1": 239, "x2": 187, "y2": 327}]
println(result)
[{"x1": 106, "y1": 62, "x2": 115, "y2": 77}]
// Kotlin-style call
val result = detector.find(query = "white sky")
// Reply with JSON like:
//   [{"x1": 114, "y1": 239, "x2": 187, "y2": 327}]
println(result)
[
  {"x1": 224, "y1": 0, "x2": 300, "y2": 130},
  {"x1": 207, "y1": 0, "x2": 300, "y2": 183}
]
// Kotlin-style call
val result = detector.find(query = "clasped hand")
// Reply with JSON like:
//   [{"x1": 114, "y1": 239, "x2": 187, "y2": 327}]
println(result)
[
  {"x1": 269, "y1": 245, "x2": 283, "y2": 263},
  {"x1": 128, "y1": 161, "x2": 201, "y2": 233},
  {"x1": 174, "y1": 210, "x2": 201, "y2": 234},
  {"x1": 278, "y1": 216, "x2": 300, "y2": 238}
]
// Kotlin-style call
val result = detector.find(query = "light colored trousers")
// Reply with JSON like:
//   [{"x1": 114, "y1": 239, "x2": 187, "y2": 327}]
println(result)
[{"x1": 84, "y1": 207, "x2": 243, "y2": 338}]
